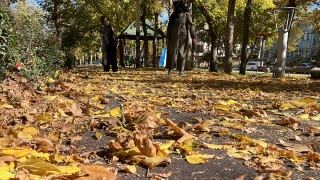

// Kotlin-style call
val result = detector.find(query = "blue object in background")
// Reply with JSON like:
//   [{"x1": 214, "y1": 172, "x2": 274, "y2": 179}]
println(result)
[{"x1": 159, "y1": 48, "x2": 167, "y2": 67}]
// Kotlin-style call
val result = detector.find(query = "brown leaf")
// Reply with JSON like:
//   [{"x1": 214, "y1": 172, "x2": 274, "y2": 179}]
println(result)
[
  {"x1": 67, "y1": 100, "x2": 83, "y2": 117},
  {"x1": 164, "y1": 118, "x2": 190, "y2": 136},
  {"x1": 99, "y1": 97, "x2": 109, "y2": 104},
  {"x1": 0, "y1": 155, "x2": 17, "y2": 162},
  {"x1": 36, "y1": 141, "x2": 55, "y2": 153},
  {"x1": 76, "y1": 165, "x2": 117, "y2": 180},
  {"x1": 279, "y1": 139, "x2": 314, "y2": 152},
  {"x1": 104, "y1": 117, "x2": 122, "y2": 128},
  {"x1": 236, "y1": 174, "x2": 247, "y2": 180},
  {"x1": 108, "y1": 140, "x2": 123, "y2": 152},
  {"x1": 136, "y1": 112, "x2": 159, "y2": 132},
  {"x1": 134, "y1": 131, "x2": 157, "y2": 157},
  {"x1": 70, "y1": 136, "x2": 83, "y2": 144},
  {"x1": 82, "y1": 98, "x2": 90, "y2": 116}
]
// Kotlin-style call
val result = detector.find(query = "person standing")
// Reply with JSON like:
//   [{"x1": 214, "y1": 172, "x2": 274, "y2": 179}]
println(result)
[
  {"x1": 100, "y1": 16, "x2": 118, "y2": 72},
  {"x1": 166, "y1": 1, "x2": 196, "y2": 76}
]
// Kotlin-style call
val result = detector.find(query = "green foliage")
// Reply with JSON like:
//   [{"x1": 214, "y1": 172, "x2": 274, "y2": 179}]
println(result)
[
  {"x1": 0, "y1": 5, "x2": 14, "y2": 78},
  {"x1": 0, "y1": 1, "x2": 65, "y2": 82}
]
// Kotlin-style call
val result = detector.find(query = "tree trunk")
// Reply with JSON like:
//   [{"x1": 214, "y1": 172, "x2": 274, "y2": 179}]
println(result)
[
  {"x1": 209, "y1": 24, "x2": 219, "y2": 72},
  {"x1": 197, "y1": 1, "x2": 219, "y2": 72},
  {"x1": 184, "y1": 0, "x2": 193, "y2": 71},
  {"x1": 53, "y1": 0, "x2": 62, "y2": 49},
  {"x1": 153, "y1": 12, "x2": 159, "y2": 68},
  {"x1": 119, "y1": 39, "x2": 126, "y2": 67},
  {"x1": 141, "y1": 5, "x2": 149, "y2": 67},
  {"x1": 224, "y1": 0, "x2": 236, "y2": 74},
  {"x1": 239, "y1": 0, "x2": 252, "y2": 75}
]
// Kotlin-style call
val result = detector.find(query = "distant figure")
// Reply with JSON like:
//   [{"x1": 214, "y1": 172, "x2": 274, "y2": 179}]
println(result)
[
  {"x1": 166, "y1": 1, "x2": 196, "y2": 76},
  {"x1": 100, "y1": 16, "x2": 118, "y2": 72}
]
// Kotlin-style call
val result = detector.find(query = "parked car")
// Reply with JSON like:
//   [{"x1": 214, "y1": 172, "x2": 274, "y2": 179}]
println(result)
[
  {"x1": 246, "y1": 62, "x2": 259, "y2": 71},
  {"x1": 298, "y1": 63, "x2": 312, "y2": 69}
]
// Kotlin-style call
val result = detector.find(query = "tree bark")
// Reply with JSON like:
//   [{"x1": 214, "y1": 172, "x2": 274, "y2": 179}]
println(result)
[
  {"x1": 153, "y1": 12, "x2": 159, "y2": 68},
  {"x1": 141, "y1": 5, "x2": 149, "y2": 67},
  {"x1": 197, "y1": 1, "x2": 219, "y2": 72},
  {"x1": 119, "y1": 39, "x2": 126, "y2": 67},
  {"x1": 53, "y1": 0, "x2": 62, "y2": 49},
  {"x1": 224, "y1": 0, "x2": 236, "y2": 74},
  {"x1": 239, "y1": 0, "x2": 252, "y2": 75}
]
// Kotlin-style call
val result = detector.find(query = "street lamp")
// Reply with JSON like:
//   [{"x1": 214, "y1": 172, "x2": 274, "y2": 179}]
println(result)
[{"x1": 273, "y1": 7, "x2": 296, "y2": 78}]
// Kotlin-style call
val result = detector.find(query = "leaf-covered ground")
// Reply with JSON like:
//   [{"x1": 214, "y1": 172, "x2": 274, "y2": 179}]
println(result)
[{"x1": 1, "y1": 67, "x2": 320, "y2": 180}]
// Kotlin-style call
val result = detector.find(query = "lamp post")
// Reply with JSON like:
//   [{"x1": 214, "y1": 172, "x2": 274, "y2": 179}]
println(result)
[{"x1": 273, "y1": 7, "x2": 296, "y2": 78}]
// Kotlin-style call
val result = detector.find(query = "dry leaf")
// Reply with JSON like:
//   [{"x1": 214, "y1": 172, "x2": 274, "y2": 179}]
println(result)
[
  {"x1": 279, "y1": 139, "x2": 314, "y2": 152},
  {"x1": 76, "y1": 164, "x2": 117, "y2": 180},
  {"x1": 134, "y1": 131, "x2": 157, "y2": 157}
]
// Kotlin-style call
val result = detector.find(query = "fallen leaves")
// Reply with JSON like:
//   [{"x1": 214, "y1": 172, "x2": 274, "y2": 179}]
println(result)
[{"x1": 1, "y1": 68, "x2": 320, "y2": 179}]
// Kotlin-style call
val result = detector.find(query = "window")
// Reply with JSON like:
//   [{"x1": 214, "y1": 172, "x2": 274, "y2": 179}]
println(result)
[
  {"x1": 196, "y1": 45, "x2": 204, "y2": 53},
  {"x1": 313, "y1": 38, "x2": 319, "y2": 45},
  {"x1": 266, "y1": 49, "x2": 273, "y2": 58},
  {"x1": 299, "y1": 49, "x2": 309, "y2": 58},
  {"x1": 287, "y1": 52, "x2": 293, "y2": 58},
  {"x1": 303, "y1": 31, "x2": 311, "y2": 40}
]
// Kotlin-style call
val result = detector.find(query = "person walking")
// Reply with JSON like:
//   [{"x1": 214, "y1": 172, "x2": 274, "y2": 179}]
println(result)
[
  {"x1": 100, "y1": 16, "x2": 118, "y2": 72},
  {"x1": 166, "y1": 1, "x2": 196, "y2": 76}
]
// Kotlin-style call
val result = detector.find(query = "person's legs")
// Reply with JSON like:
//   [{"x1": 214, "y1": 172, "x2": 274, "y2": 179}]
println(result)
[
  {"x1": 111, "y1": 46, "x2": 118, "y2": 72},
  {"x1": 177, "y1": 41, "x2": 187, "y2": 76},
  {"x1": 166, "y1": 43, "x2": 176, "y2": 75}
]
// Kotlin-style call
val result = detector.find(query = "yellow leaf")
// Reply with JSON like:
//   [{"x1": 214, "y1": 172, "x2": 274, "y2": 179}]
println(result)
[
  {"x1": 54, "y1": 70, "x2": 61, "y2": 78},
  {"x1": 57, "y1": 109, "x2": 69, "y2": 118},
  {"x1": 110, "y1": 107, "x2": 121, "y2": 117},
  {"x1": 44, "y1": 95, "x2": 58, "y2": 101},
  {"x1": 0, "y1": 104, "x2": 14, "y2": 109},
  {"x1": 290, "y1": 98, "x2": 316, "y2": 108},
  {"x1": 0, "y1": 163, "x2": 15, "y2": 179},
  {"x1": 49, "y1": 154, "x2": 65, "y2": 163},
  {"x1": 141, "y1": 156, "x2": 170, "y2": 168},
  {"x1": 203, "y1": 143, "x2": 232, "y2": 150},
  {"x1": 95, "y1": 131, "x2": 102, "y2": 140},
  {"x1": 299, "y1": 114, "x2": 309, "y2": 119},
  {"x1": 35, "y1": 115, "x2": 51, "y2": 122},
  {"x1": 218, "y1": 100, "x2": 237, "y2": 105},
  {"x1": 48, "y1": 77, "x2": 55, "y2": 83},
  {"x1": 90, "y1": 95, "x2": 99, "y2": 101},
  {"x1": 31, "y1": 151, "x2": 51, "y2": 161},
  {"x1": 186, "y1": 154, "x2": 214, "y2": 164},
  {"x1": 94, "y1": 103, "x2": 106, "y2": 109},
  {"x1": 94, "y1": 113, "x2": 111, "y2": 118},
  {"x1": 215, "y1": 105, "x2": 229, "y2": 111},
  {"x1": 113, "y1": 146, "x2": 142, "y2": 156},
  {"x1": 124, "y1": 165, "x2": 136, "y2": 174},
  {"x1": 226, "y1": 148, "x2": 251, "y2": 160},
  {"x1": 1, "y1": 148, "x2": 32, "y2": 158},
  {"x1": 57, "y1": 166, "x2": 81, "y2": 174},
  {"x1": 311, "y1": 114, "x2": 320, "y2": 121},
  {"x1": 160, "y1": 141, "x2": 175, "y2": 151},
  {"x1": 17, "y1": 156, "x2": 61, "y2": 173},
  {"x1": 279, "y1": 102, "x2": 296, "y2": 110},
  {"x1": 20, "y1": 126, "x2": 39, "y2": 140},
  {"x1": 110, "y1": 87, "x2": 117, "y2": 92}
]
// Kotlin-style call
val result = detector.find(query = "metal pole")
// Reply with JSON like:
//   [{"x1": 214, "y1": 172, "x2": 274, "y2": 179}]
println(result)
[
  {"x1": 135, "y1": 0, "x2": 141, "y2": 68},
  {"x1": 258, "y1": 36, "x2": 263, "y2": 59},
  {"x1": 275, "y1": 28, "x2": 288, "y2": 78}
]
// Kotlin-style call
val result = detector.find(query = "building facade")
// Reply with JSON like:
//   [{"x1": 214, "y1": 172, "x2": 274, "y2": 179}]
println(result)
[{"x1": 264, "y1": 25, "x2": 320, "y2": 63}]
